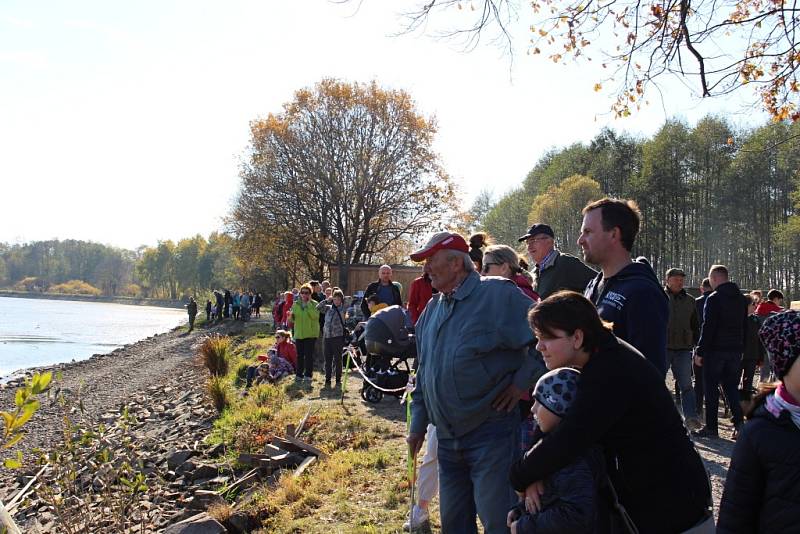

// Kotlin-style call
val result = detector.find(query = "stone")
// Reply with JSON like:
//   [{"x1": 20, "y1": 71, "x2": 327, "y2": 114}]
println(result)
[
  {"x1": 227, "y1": 512, "x2": 250, "y2": 534},
  {"x1": 167, "y1": 450, "x2": 196, "y2": 470},
  {"x1": 164, "y1": 512, "x2": 227, "y2": 534},
  {"x1": 189, "y1": 464, "x2": 219, "y2": 482}
]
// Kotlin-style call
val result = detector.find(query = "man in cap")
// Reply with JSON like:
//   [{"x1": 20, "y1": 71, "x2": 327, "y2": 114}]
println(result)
[
  {"x1": 664, "y1": 267, "x2": 702, "y2": 428},
  {"x1": 407, "y1": 231, "x2": 544, "y2": 534},
  {"x1": 519, "y1": 223, "x2": 596, "y2": 300}
]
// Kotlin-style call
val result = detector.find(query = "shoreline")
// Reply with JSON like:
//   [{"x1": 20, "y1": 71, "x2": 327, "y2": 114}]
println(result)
[{"x1": 0, "y1": 290, "x2": 185, "y2": 309}]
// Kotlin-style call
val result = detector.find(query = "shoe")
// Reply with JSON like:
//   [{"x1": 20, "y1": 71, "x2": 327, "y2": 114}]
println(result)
[
  {"x1": 402, "y1": 505, "x2": 429, "y2": 531},
  {"x1": 685, "y1": 417, "x2": 702, "y2": 431},
  {"x1": 692, "y1": 427, "x2": 719, "y2": 439},
  {"x1": 294, "y1": 375, "x2": 302, "y2": 383}
]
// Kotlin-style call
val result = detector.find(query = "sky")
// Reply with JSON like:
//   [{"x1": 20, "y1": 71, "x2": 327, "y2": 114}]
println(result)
[{"x1": 0, "y1": 0, "x2": 768, "y2": 250}]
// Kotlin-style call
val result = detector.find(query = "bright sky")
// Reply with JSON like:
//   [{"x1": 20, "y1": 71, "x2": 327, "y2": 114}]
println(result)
[{"x1": 0, "y1": 0, "x2": 767, "y2": 250}]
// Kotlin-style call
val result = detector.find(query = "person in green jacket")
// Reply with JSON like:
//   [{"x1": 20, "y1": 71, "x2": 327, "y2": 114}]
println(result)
[{"x1": 291, "y1": 283, "x2": 320, "y2": 382}]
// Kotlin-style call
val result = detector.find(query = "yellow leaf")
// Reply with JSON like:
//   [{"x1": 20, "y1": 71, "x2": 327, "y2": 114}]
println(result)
[{"x1": 594, "y1": 83, "x2": 603, "y2": 91}]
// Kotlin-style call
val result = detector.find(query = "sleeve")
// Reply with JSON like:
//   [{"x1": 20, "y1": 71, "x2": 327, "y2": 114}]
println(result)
[
  {"x1": 690, "y1": 301, "x2": 701, "y2": 346},
  {"x1": 520, "y1": 461, "x2": 596, "y2": 534},
  {"x1": 409, "y1": 314, "x2": 430, "y2": 435},
  {"x1": 717, "y1": 425, "x2": 764, "y2": 534},
  {"x1": 316, "y1": 300, "x2": 329, "y2": 312},
  {"x1": 497, "y1": 284, "x2": 545, "y2": 390},
  {"x1": 509, "y1": 364, "x2": 631, "y2": 491},
  {"x1": 618, "y1": 287, "x2": 667, "y2": 372},
  {"x1": 408, "y1": 281, "x2": 421, "y2": 324},
  {"x1": 308, "y1": 303, "x2": 320, "y2": 321},
  {"x1": 393, "y1": 282, "x2": 404, "y2": 307},
  {"x1": 697, "y1": 295, "x2": 718, "y2": 357},
  {"x1": 361, "y1": 284, "x2": 373, "y2": 318},
  {"x1": 566, "y1": 256, "x2": 598, "y2": 292}
]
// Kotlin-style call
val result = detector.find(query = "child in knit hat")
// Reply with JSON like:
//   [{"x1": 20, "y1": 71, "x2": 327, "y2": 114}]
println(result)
[
  {"x1": 718, "y1": 310, "x2": 800, "y2": 533},
  {"x1": 508, "y1": 367, "x2": 607, "y2": 534}
]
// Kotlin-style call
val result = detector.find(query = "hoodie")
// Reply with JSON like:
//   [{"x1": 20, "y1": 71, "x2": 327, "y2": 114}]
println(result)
[{"x1": 584, "y1": 258, "x2": 669, "y2": 376}]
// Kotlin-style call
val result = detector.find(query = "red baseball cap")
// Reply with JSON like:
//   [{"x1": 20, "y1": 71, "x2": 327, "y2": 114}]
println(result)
[{"x1": 410, "y1": 232, "x2": 469, "y2": 262}]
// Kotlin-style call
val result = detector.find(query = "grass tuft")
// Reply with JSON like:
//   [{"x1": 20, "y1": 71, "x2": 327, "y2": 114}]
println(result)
[
  {"x1": 207, "y1": 375, "x2": 232, "y2": 413},
  {"x1": 198, "y1": 334, "x2": 231, "y2": 376}
]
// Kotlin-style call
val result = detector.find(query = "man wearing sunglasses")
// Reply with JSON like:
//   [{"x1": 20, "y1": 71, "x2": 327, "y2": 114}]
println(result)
[{"x1": 519, "y1": 223, "x2": 596, "y2": 300}]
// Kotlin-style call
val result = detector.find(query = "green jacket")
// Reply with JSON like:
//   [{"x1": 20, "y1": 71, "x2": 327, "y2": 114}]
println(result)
[
  {"x1": 532, "y1": 250, "x2": 597, "y2": 300},
  {"x1": 665, "y1": 288, "x2": 700, "y2": 350},
  {"x1": 291, "y1": 300, "x2": 320, "y2": 340}
]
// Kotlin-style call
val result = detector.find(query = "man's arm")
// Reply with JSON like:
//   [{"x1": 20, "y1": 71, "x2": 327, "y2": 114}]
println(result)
[
  {"x1": 619, "y1": 287, "x2": 668, "y2": 374},
  {"x1": 360, "y1": 283, "x2": 374, "y2": 317},
  {"x1": 697, "y1": 294, "x2": 718, "y2": 358},
  {"x1": 690, "y1": 299, "x2": 701, "y2": 346}
]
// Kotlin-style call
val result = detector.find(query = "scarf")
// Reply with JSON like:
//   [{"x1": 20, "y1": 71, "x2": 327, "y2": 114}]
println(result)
[{"x1": 765, "y1": 383, "x2": 800, "y2": 430}]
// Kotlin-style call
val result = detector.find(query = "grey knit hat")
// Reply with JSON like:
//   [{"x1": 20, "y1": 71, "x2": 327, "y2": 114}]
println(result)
[{"x1": 533, "y1": 367, "x2": 581, "y2": 417}]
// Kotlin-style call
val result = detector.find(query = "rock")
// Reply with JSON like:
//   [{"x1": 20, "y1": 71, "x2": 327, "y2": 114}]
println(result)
[
  {"x1": 186, "y1": 489, "x2": 225, "y2": 510},
  {"x1": 167, "y1": 450, "x2": 196, "y2": 470},
  {"x1": 227, "y1": 512, "x2": 250, "y2": 533},
  {"x1": 164, "y1": 512, "x2": 227, "y2": 534},
  {"x1": 189, "y1": 463, "x2": 219, "y2": 482},
  {"x1": 206, "y1": 443, "x2": 225, "y2": 458}
]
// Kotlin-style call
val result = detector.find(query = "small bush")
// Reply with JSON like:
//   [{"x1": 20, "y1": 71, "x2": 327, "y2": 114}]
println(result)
[
  {"x1": 199, "y1": 335, "x2": 231, "y2": 376},
  {"x1": 207, "y1": 376, "x2": 231, "y2": 413},
  {"x1": 120, "y1": 283, "x2": 142, "y2": 297},
  {"x1": 49, "y1": 279, "x2": 102, "y2": 296}
]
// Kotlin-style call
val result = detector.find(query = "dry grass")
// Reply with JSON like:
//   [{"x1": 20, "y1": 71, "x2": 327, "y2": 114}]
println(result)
[
  {"x1": 199, "y1": 334, "x2": 232, "y2": 376},
  {"x1": 207, "y1": 375, "x2": 232, "y2": 413}
]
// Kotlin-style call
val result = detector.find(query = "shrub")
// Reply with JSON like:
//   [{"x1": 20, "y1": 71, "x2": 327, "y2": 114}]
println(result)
[
  {"x1": 120, "y1": 283, "x2": 142, "y2": 297},
  {"x1": 12, "y1": 276, "x2": 46, "y2": 292},
  {"x1": 49, "y1": 279, "x2": 102, "y2": 296},
  {"x1": 199, "y1": 335, "x2": 231, "y2": 376},
  {"x1": 207, "y1": 376, "x2": 231, "y2": 413}
]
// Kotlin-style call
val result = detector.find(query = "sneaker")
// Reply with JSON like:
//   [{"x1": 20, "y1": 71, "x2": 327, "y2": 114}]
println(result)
[
  {"x1": 691, "y1": 427, "x2": 719, "y2": 439},
  {"x1": 402, "y1": 505, "x2": 429, "y2": 531}
]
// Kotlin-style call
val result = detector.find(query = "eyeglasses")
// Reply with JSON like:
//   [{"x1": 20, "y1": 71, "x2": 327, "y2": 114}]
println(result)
[{"x1": 482, "y1": 262, "x2": 501, "y2": 274}]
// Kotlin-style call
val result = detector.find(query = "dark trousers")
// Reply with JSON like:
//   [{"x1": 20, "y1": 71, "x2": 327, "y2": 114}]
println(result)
[
  {"x1": 693, "y1": 362, "x2": 704, "y2": 414},
  {"x1": 740, "y1": 359, "x2": 758, "y2": 400},
  {"x1": 188, "y1": 314, "x2": 196, "y2": 330},
  {"x1": 703, "y1": 351, "x2": 743, "y2": 432},
  {"x1": 323, "y1": 336, "x2": 345, "y2": 383},
  {"x1": 295, "y1": 338, "x2": 317, "y2": 378}
]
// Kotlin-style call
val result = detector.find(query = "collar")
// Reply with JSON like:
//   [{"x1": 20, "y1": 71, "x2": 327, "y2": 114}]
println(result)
[
  {"x1": 442, "y1": 270, "x2": 479, "y2": 302},
  {"x1": 537, "y1": 249, "x2": 559, "y2": 271}
]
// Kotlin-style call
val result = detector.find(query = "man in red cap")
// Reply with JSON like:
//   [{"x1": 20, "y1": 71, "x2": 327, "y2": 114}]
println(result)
[{"x1": 407, "y1": 231, "x2": 544, "y2": 534}]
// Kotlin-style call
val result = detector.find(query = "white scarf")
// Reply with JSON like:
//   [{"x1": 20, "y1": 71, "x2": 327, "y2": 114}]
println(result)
[{"x1": 765, "y1": 385, "x2": 800, "y2": 431}]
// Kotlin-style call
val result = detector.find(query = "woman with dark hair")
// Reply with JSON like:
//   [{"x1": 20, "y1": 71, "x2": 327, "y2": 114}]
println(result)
[
  {"x1": 468, "y1": 232, "x2": 489, "y2": 272},
  {"x1": 717, "y1": 310, "x2": 800, "y2": 533},
  {"x1": 510, "y1": 291, "x2": 712, "y2": 533}
]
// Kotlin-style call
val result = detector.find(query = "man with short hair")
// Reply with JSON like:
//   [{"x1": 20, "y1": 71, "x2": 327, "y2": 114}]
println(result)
[
  {"x1": 693, "y1": 265, "x2": 748, "y2": 439},
  {"x1": 519, "y1": 223, "x2": 596, "y2": 300},
  {"x1": 694, "y1": 277, "x2": 713, "y2": 415},
  {"x1": 664, "y1": 268, "x2": 701, "y2": 428},
  {"x1": 360, "y1": 265, "x2": 403, "y2": 318},
  {"x1": 407, "y1": 231, "x2": 543, "y2": 534},
  {"x1": 580, "y1": 198, "x2": 669, "y2": 376}
]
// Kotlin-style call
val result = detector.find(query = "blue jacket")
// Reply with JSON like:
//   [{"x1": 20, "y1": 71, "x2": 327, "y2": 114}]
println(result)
[
  {"x1": 410, "y1": 271, "x2": 544, "y2": 439},
  {"x1": 584, "y1": 258, "x2": 668, "y2": 376}
]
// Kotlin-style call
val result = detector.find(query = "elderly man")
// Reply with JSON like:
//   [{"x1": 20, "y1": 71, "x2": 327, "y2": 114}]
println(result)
[
  {"x1": 407, "y1": 231, "x2": 544, "y2": 534},
  {"x1": 360, "y1": 264, "x2": 403, "y2": 318},
  {"x1": 519, "y1": 223, "x2": 596, "y2": 300}
]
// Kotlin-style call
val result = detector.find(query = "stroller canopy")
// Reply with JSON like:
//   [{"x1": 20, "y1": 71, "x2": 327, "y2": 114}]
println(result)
[{"x1": 364, "y1": 305, "x2": 413, "y2": 357}]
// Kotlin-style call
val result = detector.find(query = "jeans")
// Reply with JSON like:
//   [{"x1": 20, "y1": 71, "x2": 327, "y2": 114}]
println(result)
[
  {"x1": 295, "y1": 338, "x2": 316, "y2": 378},
  {"x1": 703, "y1": 351, "x2": 743, "y2": 432},
  {"x1": 740, "y1": 359, "x2": 758, "y2": 400},
  {"x1": 694, "y1": 362, "x2": 704, "y2": 414},
  {"x1": 667, "y1": 349, "x2": 697, "y2": 419},
  {"x1": 437, "y1": 413, "x2": 518, "y2": 534},
  {"x1": 323, "y1": 336, "x2": 345, "y2": 382}
]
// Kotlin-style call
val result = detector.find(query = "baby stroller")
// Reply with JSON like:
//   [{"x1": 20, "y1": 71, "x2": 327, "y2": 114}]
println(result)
[{"x1": 354, "y1": 305, "x2": 417, "y2": 404}]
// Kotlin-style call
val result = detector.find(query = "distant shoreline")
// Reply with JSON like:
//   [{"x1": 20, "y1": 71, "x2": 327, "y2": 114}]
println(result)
[{"x1": 0, "y1": 290, "x2": 185, "y2": 309}]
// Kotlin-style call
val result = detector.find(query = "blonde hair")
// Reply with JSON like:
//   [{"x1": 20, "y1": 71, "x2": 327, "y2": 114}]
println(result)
[{"x1": 483, "y1": 244, "x2": 522, "y2": 273}]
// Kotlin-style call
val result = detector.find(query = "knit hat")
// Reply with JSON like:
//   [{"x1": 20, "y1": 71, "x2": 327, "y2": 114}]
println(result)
[
  {"x1": 759, "y1": 310, "x2": 800, "y2": 380},
  {"x1": 533, "y1": 367, "x2": 581, "y2": 417}
]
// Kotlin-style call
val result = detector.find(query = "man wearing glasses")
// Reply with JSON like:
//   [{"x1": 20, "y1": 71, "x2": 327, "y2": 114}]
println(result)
[{"x1": 518, "y1": 223, "x2": 596, "y2": 300}]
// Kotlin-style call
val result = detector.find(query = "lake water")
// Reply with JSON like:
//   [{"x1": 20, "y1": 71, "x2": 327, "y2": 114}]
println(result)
[{"x1": 0, "y1": 297, "x2": 187, "y2": 377}]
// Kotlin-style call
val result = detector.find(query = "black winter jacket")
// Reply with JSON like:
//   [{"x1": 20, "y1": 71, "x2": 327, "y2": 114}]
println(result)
[
  {"x1": 717, "y1": 401, "x2": 800, "y2": 533},
  {"x1": 696, "y1": 281, "x2": 748, "y2": 357},
  {"x1": 584, "y1": 258, "x2": 669, "y2": 376},
  {"x1": 742, "y1": 315, "x2": 766, "y2": 362},
  {"x1": 360, "y1": 280, "x2": 403, "y2": 318},
  {"x1": 695, "y1": 294, "x2": 709, "y2": 327},
  {"x1": 509, "y1": 331, "x2": 709, "y2": 534},
  {"x1": 509, "y1": 443, "x2": 607, "y2": 534}
]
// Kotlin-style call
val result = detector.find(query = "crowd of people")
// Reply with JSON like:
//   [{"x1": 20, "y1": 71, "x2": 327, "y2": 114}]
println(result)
[
  {"x1": 193, "y1": 289, "x2": 264, "y2": 324},
  {"x1": 400, "y1": 197, "x2": 797, "y2": 533}
]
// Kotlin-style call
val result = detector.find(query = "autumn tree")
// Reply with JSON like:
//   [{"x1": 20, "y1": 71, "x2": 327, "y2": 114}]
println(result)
[
  {"x1": 529, "y1": 174, "x2": 604, "y2": 256},
  {"x1": 392, "y1": 0, "x2": 800, "y2": 121},
  {"x1": 230, "y1": 78, "x2": 456, "y2": 292}
]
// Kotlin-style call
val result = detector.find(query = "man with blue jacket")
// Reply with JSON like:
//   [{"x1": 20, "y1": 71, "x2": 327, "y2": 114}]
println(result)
[
  {"x1": 407, "y1": 231, "x2": 544, "y2": 534},
  {"x1": 580, "y1": 198, "x2": 669, "y2": 376}
]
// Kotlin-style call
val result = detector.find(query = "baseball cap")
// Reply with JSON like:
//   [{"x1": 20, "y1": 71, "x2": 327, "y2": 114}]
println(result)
[
  {"x1": 410, "y1": 232, "x2": 469, "y2": 262},
  {"x1": 518, "y1": 223, "x2": 555, "y2": 242},
  {"x1": 666, "y1": 268, "x2": 686, "y2": 278}
]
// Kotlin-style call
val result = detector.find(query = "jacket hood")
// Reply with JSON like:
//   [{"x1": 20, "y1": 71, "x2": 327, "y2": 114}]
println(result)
[
  {"x1": 512, "y1": 273, "x2": 534, "y2": 291},
  {"x1": 607, "y1": 257, "x2": 662, "y2": 287}
]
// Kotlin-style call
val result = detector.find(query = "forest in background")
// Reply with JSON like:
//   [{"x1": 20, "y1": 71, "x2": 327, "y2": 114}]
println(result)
[{"x1": 2, "y1": 115, "x2": 799, "y2": 300}]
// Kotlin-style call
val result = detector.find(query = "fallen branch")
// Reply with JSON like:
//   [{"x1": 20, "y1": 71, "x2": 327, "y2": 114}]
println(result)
[{"x1": 7, "y1": 463, "x2": 49, "y2": 512}]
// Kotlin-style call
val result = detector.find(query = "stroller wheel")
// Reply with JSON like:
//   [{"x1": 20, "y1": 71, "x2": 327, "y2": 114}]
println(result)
[{"x1": 361, "y1": 385, "x2": 383, "y2": 403}]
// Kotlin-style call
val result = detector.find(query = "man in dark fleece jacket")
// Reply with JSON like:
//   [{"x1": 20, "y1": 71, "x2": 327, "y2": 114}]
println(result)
[
  {"x1": 579, "y1": 198, "x2": 669, "y2": 376},
  {"x1": 693, "y1": 264, "x2": 748, "y2": 439}
]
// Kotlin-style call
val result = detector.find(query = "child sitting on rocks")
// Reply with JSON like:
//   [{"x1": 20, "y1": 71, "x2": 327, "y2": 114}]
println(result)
[{"x1": 508, "y1": 367, "x2": 607, "y2": 534}]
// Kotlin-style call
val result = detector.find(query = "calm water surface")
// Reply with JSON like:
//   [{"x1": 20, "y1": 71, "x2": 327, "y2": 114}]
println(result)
[{"x1": 0, "y1": 297, "x2": 186, "y2": 377}]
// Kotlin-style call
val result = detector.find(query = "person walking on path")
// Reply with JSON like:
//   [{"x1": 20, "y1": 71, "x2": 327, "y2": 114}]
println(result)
[
  {"x1": 513, "y1": 291, "x2": 712, "y2": 534},
  {"x1": 580, "y1": 198, "x2": 669, "y2": 376},
  {"x1": 361, "y1": 265, "x2": 403, "y2": 318},
  {"x1": 664, "y1": 267, "x2": 702, "y2": 428},
  {"x1": 717, "y1": 310, "x2": 800, "y2": 533},
  {"x1": 316, "y1": 289, "x2": 347, "y2": 388},
  {"x1": 519, "y1": 223, "x2": 596, "y2": 300},
  {"x1": 407, "y1": 231, "x2": 544, "y2": 534},
  {"x1": 186, "y1": 297, "x2": 198, "y2": 332},
  {"x1": 291, "y1": 284, "x2": 320, "y2": 382},
  {"x1": 693, "y1": 264, "x2": 749, "y2": 440}
]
